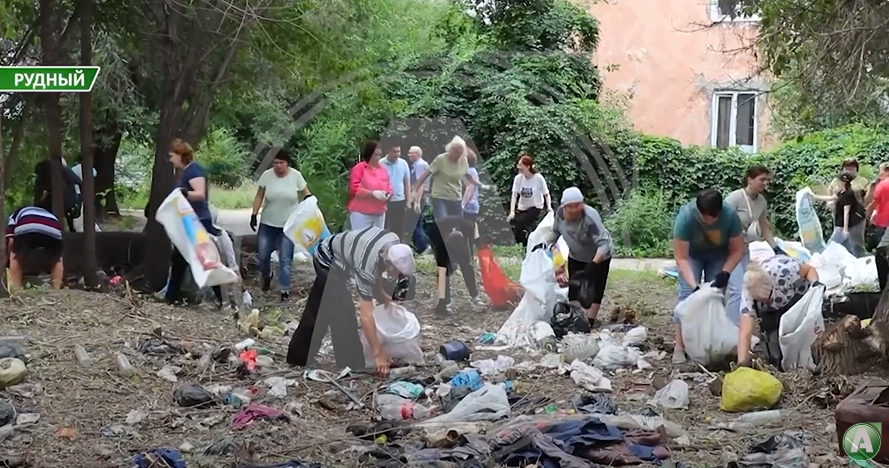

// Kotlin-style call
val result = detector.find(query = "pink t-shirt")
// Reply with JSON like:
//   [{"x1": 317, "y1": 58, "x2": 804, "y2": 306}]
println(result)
[{"x1": 347, "y1": 161, "x2": 392, "y2": 215}]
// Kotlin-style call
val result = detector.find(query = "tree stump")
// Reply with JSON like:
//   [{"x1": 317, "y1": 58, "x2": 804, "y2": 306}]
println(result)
[{"x1": 815, "y1": 282, "x2": 889, "y2": 375}]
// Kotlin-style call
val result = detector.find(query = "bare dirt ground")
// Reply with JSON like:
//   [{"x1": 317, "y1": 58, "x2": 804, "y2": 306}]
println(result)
[{"x1": 0, "y1": 256, "x2": 858, "y2": 468}]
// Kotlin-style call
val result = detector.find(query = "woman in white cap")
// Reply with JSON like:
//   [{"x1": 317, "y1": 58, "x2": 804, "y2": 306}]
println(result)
[
  {"x1": 286, "y1": 226, "x2": 415, "y2": 377},
  {"x1": 551, "y1": 187, "x2": 613, "y2": 327}
]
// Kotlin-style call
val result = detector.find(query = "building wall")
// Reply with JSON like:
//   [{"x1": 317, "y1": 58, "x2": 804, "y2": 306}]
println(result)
[{"x1": 587, "y1": 0, "x2": 776, "y2": 151}]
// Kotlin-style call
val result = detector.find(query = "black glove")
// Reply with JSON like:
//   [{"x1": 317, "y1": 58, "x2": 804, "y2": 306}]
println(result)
[
  {"x1": 773, "y1": 246, "x2": 786, "y2": 255},
  {"x1": 249, "y1": 214, "x2": 258, "y2": 232},
  {"x1": 712, "y1": 270, "x2": 731, "y2": 289},
  {"x1": 180, "y1": 188, "x2": 189, "y2": 198},
  {"x1": 812, "y1": 280, "x2": 825, "y2": 289},
  {"x1": 304, "y1": 194, "x2": 315, "y2": 201}
]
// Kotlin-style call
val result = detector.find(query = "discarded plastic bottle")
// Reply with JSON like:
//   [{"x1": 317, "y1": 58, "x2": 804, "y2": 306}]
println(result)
[
  {"x1": 116, "y1": 353, "x2": 135, "y2": 378},
  {"x1": 561, "y1": 337, "x2": 600, "y2": 363},
  {"x1": 197, "y1": 351, "x2": 213, "y2": 373},
  {"x1": 533, "y1": 322, "x2": 558, "y2": 353},
  {"x1": 379, "y1": 401, "x2": 434, "y2": 421},
  {"x1": 387, "y1": 366, "x2": 416, "y2": 380},
  {"x1": 234, "y1": 339, "x2": 255, "y2": 351},
  {"x1": 73, "y1": 345, "x2": 92, "y2": 367}
]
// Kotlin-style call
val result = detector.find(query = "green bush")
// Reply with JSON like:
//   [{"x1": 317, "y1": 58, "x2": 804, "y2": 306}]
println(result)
[
  {"x1": 196, "y1": 127, "x2": 250, "y2": 188},
  {"x1": 605, "y1": 190, "x2": 674, "y2": 258}
]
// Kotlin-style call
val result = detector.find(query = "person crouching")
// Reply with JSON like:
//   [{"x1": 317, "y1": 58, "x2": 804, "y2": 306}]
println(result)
[
  {"x1": 6, "y1": 206, "x2": 64, "y2": 290},
  {"x1": 551, "y1": 187, "x2": 613, "y2": 328},
  {"x1": 287, "y1": 226, "x2": 415, "y2": 376}
]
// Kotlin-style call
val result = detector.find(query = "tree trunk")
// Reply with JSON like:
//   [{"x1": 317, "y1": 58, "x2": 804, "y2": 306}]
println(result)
[
  {"x1": 815, "y1": 273, "x2": 889, "y2": 375},
  {"x1": 79, "y1": 0, "x2": 98, "y2": 288},
  {"x1": 94, "y1": 121, "x2": 122, "y2": 216},
  {"x1": 142, "y1": 93, "x2": 182, "y2": 291},
  {"x1": 39, "y1": 0, "x2": 66, "y2": 224}
]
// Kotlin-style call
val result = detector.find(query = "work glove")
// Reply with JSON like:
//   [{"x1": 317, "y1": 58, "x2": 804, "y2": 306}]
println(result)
[
  {"x1": 812, "y1": 280, "x2": 825, "y2": 289},
  {"x1": 712, "y1": 270, "x2": 731, "y2": 289},
  {"x1": 249, "y1": 214, "x2": 258, "y2": 232},
  {"x1": 372, "y1": 190, "x2": 389, "y2": 201},
  {"x1": 180, "y1": 188, "x2": 189, "y2": 199},
  {"x1": 773, "y1": 246, "x2": 786, "y2": 255}
]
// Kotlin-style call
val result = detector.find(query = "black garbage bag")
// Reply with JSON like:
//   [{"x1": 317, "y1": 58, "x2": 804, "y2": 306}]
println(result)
[
  {"x1": 384, "y1": 275, "x2": 415, "y2": 302},
  {"x1": 551, "y1": 301, "x2": 591, "y2": 338},
  {"x1": 174, "y1": 384, "x2": 215, "y2": 408},
  {"x1": 568, "y1": 269, "x2": 596, "y2": 309},
  {"x1": 572, "y1": 393, "x2": 617, "y2": 415}
]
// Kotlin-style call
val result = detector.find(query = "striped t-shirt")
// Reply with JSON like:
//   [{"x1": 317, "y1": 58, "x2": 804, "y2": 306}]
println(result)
[
  {"x1": 315, "y1": 226, "x2": 399, "y2": 300},
  {"x1": 6, "y1": 206, "x2": 63, "y2": 240}
]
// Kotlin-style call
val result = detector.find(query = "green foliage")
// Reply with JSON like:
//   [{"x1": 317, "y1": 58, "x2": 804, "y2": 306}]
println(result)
[
  {"x1": 611, "y1": 123, "x2": 889, "y2": 256},
  {"x1": 605, "y1": 190, "x2": 674, "y2": 258},
  {"x1": 196, "y1": 128, "x2": 249, "y2": 188}
]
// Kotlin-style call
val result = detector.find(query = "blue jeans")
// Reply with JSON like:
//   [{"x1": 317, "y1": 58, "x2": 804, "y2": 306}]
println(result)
[
  {"x1": 672, "y1": 254, "x2": 727, "y2": 323},
  {"x1": 726, "y1": 246, "x2": 749, "y2": 326},
  {"x1": 410, "y1": 202, "x2": 430, "y2": 253},
  {"x1": 830, "y1": 223, "x2": 866, "y2": 258},
  {"x1": 431, "y1": 198, "x2": 463, "y2": 220},
  {"x1": 258, "y1": 223, "x2": 295, "y2": 293}
]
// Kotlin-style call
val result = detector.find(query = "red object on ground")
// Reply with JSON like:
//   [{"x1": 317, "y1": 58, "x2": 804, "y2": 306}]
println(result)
[{"x1": 477, "y1": 245, "x2": 521, "y2": 308}]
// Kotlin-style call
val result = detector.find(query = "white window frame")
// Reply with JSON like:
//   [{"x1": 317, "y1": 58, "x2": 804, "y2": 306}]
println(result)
[
  {"x1": 709, "y1": 0, "x2": 761, "y2": 23},
  {"x1": 710, "y1": 91, "x2": 758, "y2": 154}
]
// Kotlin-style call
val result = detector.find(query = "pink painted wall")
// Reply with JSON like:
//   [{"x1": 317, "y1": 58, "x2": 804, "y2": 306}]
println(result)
[{"x1": 587, "y1": 0, "x2": 775, "y2": 150}]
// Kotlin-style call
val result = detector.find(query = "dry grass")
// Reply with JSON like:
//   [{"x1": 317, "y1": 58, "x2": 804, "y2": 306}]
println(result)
[{"x1": 0, "y1": 261, "x2": 858, "y2": 467}]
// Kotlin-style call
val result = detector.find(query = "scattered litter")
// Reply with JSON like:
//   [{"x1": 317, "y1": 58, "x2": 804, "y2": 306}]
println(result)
[
  {"x1": 0, "y1": 358, "x2": 27, "y2": 389},
  {"x1": 133, "y1": 448, "x2": 186, "y2": 468},
  {"x1": 649, "y1": 379, "x2": 690, "y2": 409},
  {"x1": 73, "y1": 345, "x2": 92, "y2": 367},
  {"x1": 157, "y1": 365, "x2": 181, "y2": 383},
  {"x1": 440, "y1": 340, "x2": 471, "y2": 361},
  {"x1": 15, "y1": 413, "x2": 39, "y2": 425},
  {"x1": 567, "y1": 359, "x2": 612, "y2": 392},
  {"x1": 470, "y1": 355, "x2": 514, "y2": 376},
  {"x1": 265, "y1": 377, "x2": 296, "y2": 398},
  {"x1": 126, "y1": 409, "x2": 147, "y2": 425},
  {"x1": 174, "y1": 384, "x2": 215, "y2": 408},
  {"x1": 387, "y1": 381, "x2": 424, "y2": 399},
  {"x1": 573, "y1": 392, "x2": 617, "y2": 415},
  {"x1": 232, "y1": 403, "x2": 289, "y2": 430}
]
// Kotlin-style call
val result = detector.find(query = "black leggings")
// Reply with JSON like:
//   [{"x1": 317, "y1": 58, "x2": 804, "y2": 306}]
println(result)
[
  {"x1": 287, "y1": 259, "x2": 366, "y2": 369},
  {"x1": 511, "y1": 207, "x2": 542, "y2": 248},
  {"x1": 567, "y1": 256, "x2": 611, "y2": 309},
  {"x1": 164, "y1": 218, "x2": 222, "y2": 305}
]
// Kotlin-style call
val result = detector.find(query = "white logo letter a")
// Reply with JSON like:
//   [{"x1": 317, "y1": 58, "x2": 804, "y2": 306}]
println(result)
[{"x1": 852, "y1": 427, "x2": 875, "y2": 453}]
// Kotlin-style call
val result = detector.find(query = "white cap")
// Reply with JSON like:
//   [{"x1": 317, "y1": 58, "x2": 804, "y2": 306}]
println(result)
[
  {"x1": 560, "y1": 186, "x2": 584, "y2": 207},
  {"x1": 386, "y1": 243, "x2": 416, "y2": 276}
]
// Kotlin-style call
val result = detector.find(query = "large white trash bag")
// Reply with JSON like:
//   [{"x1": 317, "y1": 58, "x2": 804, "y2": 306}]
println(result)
[
  {"x1": 155, "y1": 190, "x2": 238, "y2": 288},
  {"x1": 778, "y1": 284, "x2": 825, "y2": 371},
  {"x1": 795, "y1": 187, "x2": 825, "y2": 254},
  {"x1": 674, "y1": 284, "x2": 739, "y2": 366},
  {"x1": 283, "y1": 196, "x2": 331, "y2": 257},
  {"x1": 359, "y1": 304, "x2": 423, "y2": 368},
  {"x1": 495, "y1": 246, "x2": 558, "y2": 348}
]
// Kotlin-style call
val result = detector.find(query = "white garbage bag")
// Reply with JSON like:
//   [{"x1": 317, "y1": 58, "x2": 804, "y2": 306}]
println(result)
[
  {"x1": 814, "y1": 241, "x2": 857, "y2": 296},
  {"x1": 778, "y1": 284, "x2": 825, "y2": 371},
  {"x1": 359, "y1": 304, "x2": 423, "y2": 367},
  {"x1": 495, "y1": 247, "x2": 558, "y2": 348},
  {"x1": 843, "y1": 256, "x2": 880, "y2": 292},
  {"x1": 527, "y1": 212, "x2": 556, "y2": 255},
  {"x1": 283, "y1": 196, "x2": 331, "y2": 257},
  {"x1": 155, "y1": 190, "x2": 238, "y2": 288},
  {"x1": 674, "y1": 284, "x2": 739, "y2": 365},
  {"x1": 795, "y1": 187, "x2": 826, "y2": 254}
]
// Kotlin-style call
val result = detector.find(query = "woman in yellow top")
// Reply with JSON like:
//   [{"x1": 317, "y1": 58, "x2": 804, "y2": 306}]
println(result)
[{"x1": 249, "y1": 150, "x2": 312, "y2": 301}]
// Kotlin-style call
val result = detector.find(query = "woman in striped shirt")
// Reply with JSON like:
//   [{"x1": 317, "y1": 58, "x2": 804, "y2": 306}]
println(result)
[
  {"x1": 287, "y1": 226, "x2": 415, "y2": 376},
  {"x1": 6, "y1": 206, "x2": 64, "y2": 290}
]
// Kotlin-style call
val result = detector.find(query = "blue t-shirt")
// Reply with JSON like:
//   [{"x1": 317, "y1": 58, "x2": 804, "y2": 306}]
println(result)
[
  {"x1": 381, "y1": 157, "x2": 410, "y2": 202},
  {"x1": 673, "y1": 201, "x2": 742, "y2": 260},
  {"x1": 179, "y1": 163, "x2": 212, "y2": 220}
]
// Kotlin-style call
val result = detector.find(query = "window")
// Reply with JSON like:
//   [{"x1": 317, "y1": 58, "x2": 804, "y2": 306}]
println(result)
[
  {"x1": 710, "y1": 0, "x2": 760, "y2": 22},
  {"x1": 711, "y1": 91, "x2": 758, "y2": 153}
]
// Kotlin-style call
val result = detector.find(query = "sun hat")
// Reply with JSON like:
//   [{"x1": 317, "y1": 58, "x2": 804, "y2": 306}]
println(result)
[{"x1": 386, "y1": 243, "x2": 416, "y2": 276}]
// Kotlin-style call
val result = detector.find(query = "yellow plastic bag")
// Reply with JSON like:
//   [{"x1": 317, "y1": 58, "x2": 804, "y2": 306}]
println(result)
[{"x1": 720, "y1": 367, "x2": 783, "y2": 412}]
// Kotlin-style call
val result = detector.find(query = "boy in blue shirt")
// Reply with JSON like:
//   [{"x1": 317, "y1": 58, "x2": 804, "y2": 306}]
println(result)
[{"x1": 671, "y1": 189, "x2": 745, "y2": 363}]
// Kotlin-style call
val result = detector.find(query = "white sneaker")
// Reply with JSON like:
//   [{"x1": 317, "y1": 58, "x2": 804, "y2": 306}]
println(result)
[
  {"x1": 470, "y1": 296, "x2": 486, "y2": 308},
  {"x1": 672, "y1": 349, "x2": 687, "y2": 364}
]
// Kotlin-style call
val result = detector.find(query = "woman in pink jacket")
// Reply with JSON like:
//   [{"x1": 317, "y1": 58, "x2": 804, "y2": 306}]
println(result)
[{"x1": 348, "y1": 140, "x2": 392, "y2": 229}]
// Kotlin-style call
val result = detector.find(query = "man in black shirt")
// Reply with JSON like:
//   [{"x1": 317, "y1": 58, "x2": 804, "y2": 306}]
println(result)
[
  {"x1": 33, "y1": 159, "x2": 83, "y2": 232},
  {"x1": 831, "y1": 171, "x2": 866, "y2": 257}
]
